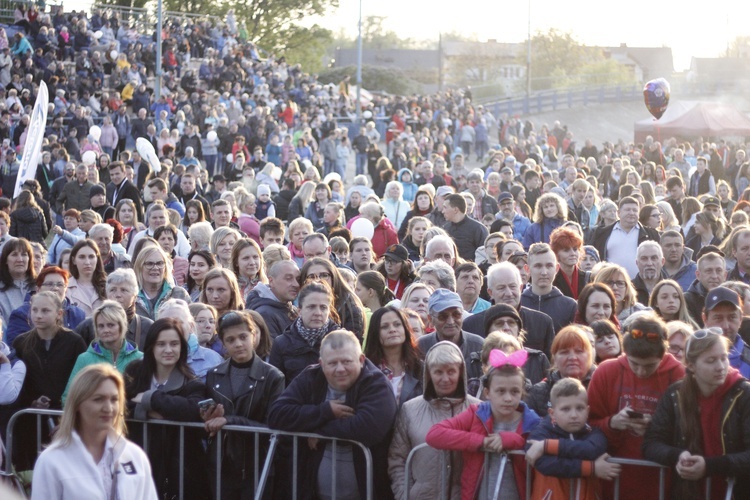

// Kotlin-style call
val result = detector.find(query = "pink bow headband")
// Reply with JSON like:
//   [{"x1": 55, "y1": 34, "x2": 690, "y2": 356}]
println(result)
[{"x1": 489, "y1": 349, "x2": 528, "y2": 369}]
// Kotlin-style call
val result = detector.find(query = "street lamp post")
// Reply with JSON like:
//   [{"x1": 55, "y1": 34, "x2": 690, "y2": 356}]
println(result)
[
  {"x1": 155, "y1": 0, "x2": 163, "y2": 100},
  {"x1": 526, "y1": 0, "x2": 531, "y2": 98},
  {"x1": 356, "y1": 0, "x2": 363, "y2": 126}
]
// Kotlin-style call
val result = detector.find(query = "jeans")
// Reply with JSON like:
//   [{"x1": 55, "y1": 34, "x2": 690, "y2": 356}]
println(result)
[
  {"x1": 355, "y1": 153, "x2": 367, "y2": 176},
  {"x1": 324, "y1": 158, "x2": 336, "y2": 176},
  {"x1": 475, "y1": 141, "x2": 489, "y2": 161}
]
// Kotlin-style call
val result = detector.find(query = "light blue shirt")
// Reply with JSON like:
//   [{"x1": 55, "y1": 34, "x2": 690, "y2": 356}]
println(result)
[{"x1": 187, "y1": 333, "x2": 222, "y2": 381}]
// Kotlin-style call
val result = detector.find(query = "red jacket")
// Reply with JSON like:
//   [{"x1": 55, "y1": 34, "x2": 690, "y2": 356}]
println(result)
[
  {"x1": 371, "y1": 217, "x2": 398, "y2": 258},
  {"x1": 587, "y1": 354, "x2": 685, "y2": 500},
  {"x1": 426, "y1": 400, "x2": 540, "y2": 500}
]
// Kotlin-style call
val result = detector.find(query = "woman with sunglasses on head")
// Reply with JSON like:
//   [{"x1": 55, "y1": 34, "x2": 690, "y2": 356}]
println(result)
[
  {"x1": 201, "y1": 310, "x2": 285, "y2": 499},
  {"x1": 364, "y1": 306, "x2": 423, "y2": 407},
  {"x1": 644, "y1": 329, "x2": 750, "y2": 499},
  {"x1": 124, "y1": 318, "x2": 209, "y2": 500},
  {"x1": 269, "y1": 281, "x2": 341, "y2": 386},
  {"x1": 587, "y1": 313, "x2": 685, "y2": 500}
]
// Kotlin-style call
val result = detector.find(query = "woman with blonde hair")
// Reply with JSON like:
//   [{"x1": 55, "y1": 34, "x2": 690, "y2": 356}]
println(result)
[
  {"x1": 681, "y1": 197, "x2": 703, "y2": 235},
  {"x1": 32, "y1": 364, "x2": 158, "y2": 499},
  {"x1": 523, "y1": 192, "x2": 568, "y2": 249},
  {"x1": 649, "y1": 279, "x2": 699, "y2": 328},
  {"x1": 685, "y1": 211, "x2": 726, "y2": 257},
  {"x1": 262, "y1": 243, "x2": 291, "y2": 270},
  {"x1": 199, "y1": 267, "x2": 244, "y2": 317},
  {"x1": 232, "y1": 238, "x2": 267, "y2": 298},
  {"x1": 209, "y1": 226, "x2": 241, "y2": 268},
  {"x1": 656, "y1": 200, "x2": 681, "y2": 232},
  {"x1": 286, "y1": 180, "x2": 316, "y2": 222},
  {"x1": 133, "y1": 245, "x2": 190, "y2": 320},
  {"x1": 665, "y1": 321, "x2": 694, "y2": 364},
  {"x1": 594, "y1": 263, "x2": 650, "y2": 323}
]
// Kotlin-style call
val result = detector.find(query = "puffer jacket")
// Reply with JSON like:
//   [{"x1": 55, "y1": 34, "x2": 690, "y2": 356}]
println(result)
[
  {"x1": 643, "y1": 371, "x2": 750, "y2": 499},
  {"x1": 388, "y1": 342, "x2": 480, "y2": 500},
  {"x1": 426, "y1": 399, "x2": 541, "y2": 500},
  {"x1": 10, "y1": 206, "x2": 48, "y2": 245},
  {"x1": 268, "y1": 319, "x2": 340, "y2": 386},
  {"x1": 525, "y1": 367, "x2": 595, "y2": 417}
]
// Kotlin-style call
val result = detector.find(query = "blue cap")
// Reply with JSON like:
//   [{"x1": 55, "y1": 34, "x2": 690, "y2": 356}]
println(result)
[{"x1": 428, "y1": 289, "x2": 464, "y2": 315}]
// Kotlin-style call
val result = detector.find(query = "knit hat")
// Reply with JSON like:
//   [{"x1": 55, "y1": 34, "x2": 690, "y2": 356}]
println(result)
[
  {"x1": 583, "y1": 245, "x2": 600, "y2": 262},
  {"x1": 256, "y1": 184, "x2": 271, "y2": 197},
  {"x1": 483, "y1": 304, "x2": 523, "y2": 334},
  {"x1": 89, "y1": 184, "x2": 105, "y2": 199}
]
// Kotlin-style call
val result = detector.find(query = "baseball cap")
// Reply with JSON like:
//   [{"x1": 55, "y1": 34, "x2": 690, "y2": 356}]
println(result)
[
  {"x1": 704, "y1": 286, "x2": 741, "y2": 312},
  {"x1": 384, "y1": 244, "x2": 408, "y2": 263},
  {"x1": 435, "y1": 186, "x2": 454, "y2": 198},
  {"x1": 703, "y1": 196, "x2": 720, "y2": 207},
  {"x1": 504, "y1": 155, "x2": 516, "y2": 164},
  {"x1": 498, "y1": 192, "x2": 513, "y2": 203},
  {"x1": 428, "y1": 289, "x2": 464, "y2": 315},
  {"x1": 501, "y1": 166, "x2": 514, "y2": 174}
]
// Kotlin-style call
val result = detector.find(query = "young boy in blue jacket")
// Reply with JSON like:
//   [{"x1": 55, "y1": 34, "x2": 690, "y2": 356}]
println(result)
[{"x1": 525, "y1": 378, "x2": 621, "y2": 499}]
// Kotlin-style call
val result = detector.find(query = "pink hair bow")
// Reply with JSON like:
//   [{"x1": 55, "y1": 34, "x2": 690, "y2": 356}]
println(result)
[{"x1": 489, "y1": 349, "x2": 528, "y2": 368}]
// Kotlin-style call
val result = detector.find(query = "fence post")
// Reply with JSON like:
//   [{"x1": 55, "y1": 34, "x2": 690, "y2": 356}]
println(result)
[
  {"x1": 492, "y1": 454, "x2": 509, "y2": 499},
  {"x1": 254, "y1": 434, "x2": 278, "y2": 500}
]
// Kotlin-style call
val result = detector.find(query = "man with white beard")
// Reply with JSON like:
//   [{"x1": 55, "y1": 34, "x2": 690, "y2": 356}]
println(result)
[{"x1": 632, "y1": 241, "x2": 668, "y2": 305}]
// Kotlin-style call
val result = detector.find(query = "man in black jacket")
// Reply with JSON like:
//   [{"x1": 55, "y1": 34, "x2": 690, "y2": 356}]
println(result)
[
  {"x1": 106, "y1": 162, "x2": 143, "y2": 221},
  {"x1": 588, "y1": 196, "x2": 659, "y2": 279},
  {"x1": 685, "y1": 251, "x2": 727, "y2": 327},
  {"x1": 442, "y1": 193, "x2": 488, "y2": 262},
  {"x1": 268, "y1": 330, "x2": 397, "y2": 500},
  {"x1": 245, "y1": 261, "x2": 299, "y2": 338}
]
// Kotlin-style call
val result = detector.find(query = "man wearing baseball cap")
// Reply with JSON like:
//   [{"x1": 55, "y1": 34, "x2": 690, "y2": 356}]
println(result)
[
  {"x1": 416, "y1": 289, "x2": 484, "y2": 379},
  {"x1": 383, "y1": 244, "x2": 410, "y2": 299},
  {"x1": 428, "y1": 185, "x2": 454, "y2": 228},
  {"x1": 497, "y1": 191, "x2": 530, "y2": 240},
  {"x1": 703, "y1": 286, "x2": 750, "y2": 377}
]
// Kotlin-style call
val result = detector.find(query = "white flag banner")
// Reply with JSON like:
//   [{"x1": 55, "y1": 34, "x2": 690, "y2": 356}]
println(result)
[{"x1": 13, "y1": 81, "x2": 49, "y2": 199}]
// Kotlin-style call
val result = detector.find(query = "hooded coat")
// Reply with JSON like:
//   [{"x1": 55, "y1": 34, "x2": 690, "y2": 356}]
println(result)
[
  {"x1": 10, "y1": 206, "x2": 48, "y2": 245},
  {"x1": 245, "y1": 283, "x2": 297, "y2": 339},
  {"x1": 587, "y1": 354, "x2": 685, "y2": 500},
  {"x1": 388, "y1": 342, "x2": 481, "y2": 500},
  {"x1": 520, "y1": 286, "x2": 577, "y2": 333},
  {"x1": 397, "y1": 168, "x2": 418, "y2": 202}
]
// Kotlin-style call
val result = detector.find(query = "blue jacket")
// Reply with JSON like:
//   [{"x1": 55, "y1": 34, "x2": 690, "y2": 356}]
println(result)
[
  {"x1": 268, "y1": 358, "x2": 397, "y2": 500},
  {"x1": 729, "y1": 335, "x2": 750, "y2": 379},
  {"x1": 398, "y1": 168, "x2": 418, "y2": 202},
  {"x1": 512, "y1": 213, "x2": 532, "y2": 242},
  {"x1": 522, "y1": 217, "x2": 565, "y2": 250},
  {"x1": 527, "y1": 415, "x2": 608, "y2": 478},
  {"x1": 669, "y1": 253, "x2": 697, "y2": 292},
  {"x1": 186, "y1": 333, "x2": 222, "y2": 381},
  {"x1": 6, "y1": 294, "x2": 86, "y2": 346}
]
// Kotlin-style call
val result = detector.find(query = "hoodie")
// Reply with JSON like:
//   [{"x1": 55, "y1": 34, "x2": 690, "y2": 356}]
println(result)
[
  {"x1": 587, "y1": 354, "x2": 685, "y2": 500},
  {"x1": 397, "y1": 168, "x2": 418, "y2": 202},
  {"x1": 520, "y1": 286, "x2": 577, "y2": 333},
  {"x1": 245, "y1": 283, "x2": 296, "y2": 339},
  {"x1": 666, "y1": 251, "x2": 697, "y2": 292},
  {"x1": 388, "y1": 341, "x2": 480, "y2": 500}
]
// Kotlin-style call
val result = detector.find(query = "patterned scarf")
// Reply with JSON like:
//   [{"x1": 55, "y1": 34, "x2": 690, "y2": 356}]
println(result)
[{"x1": 295, "y1": 317, "x2": 332, "y2": 347}]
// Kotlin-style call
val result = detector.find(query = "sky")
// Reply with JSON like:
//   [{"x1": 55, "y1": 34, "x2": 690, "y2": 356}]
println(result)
[{"x1": 315, "y1": 0, "x2": 745, "y2": 71}]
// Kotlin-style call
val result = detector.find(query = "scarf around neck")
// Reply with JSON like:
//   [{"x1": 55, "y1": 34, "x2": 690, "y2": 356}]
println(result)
[{"x1": 295, "y1": 317, "x2": 332, "y2": 347}]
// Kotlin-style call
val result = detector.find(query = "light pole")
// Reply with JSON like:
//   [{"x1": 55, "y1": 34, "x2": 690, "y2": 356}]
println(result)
[
  {"x1": 155, "y1": 0, "x2": 163, "y2": 100},
  {"x1": 526, "y1": 0, "x2": 531, "y2": 97},
  {"x1": 356, "y1": 0, "x2": 363, "y2": 126}
]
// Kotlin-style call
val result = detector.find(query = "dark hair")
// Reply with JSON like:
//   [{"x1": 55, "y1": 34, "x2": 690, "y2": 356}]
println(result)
[
  {"x1": 364, "y1": 306, "x2": 422, "y2": 380},
  {"x1": 299, "y1": 257, "x2": 360, "y2": 323},
  {"x1": 618, "y1": 196, "x2": 638, "y2": 209},
  {"x1": 577, "y1": 283, "x2": 618, "y2": 326},
  {"x1": 186, "y1": 250, "x2": 217, "y2": 293},
  {"x1": 411, "y1": 189, "x2": 434, "y2": 212},
  {"x1": 375, "y1": 255, "x2": 416, "y2": 284},
  {"x1": 356, "y1": 271, "x2": 395, "y2": 307},
  {"x1": 638, "y1": 204, "x2": 659, "y2": 227},
  {"x1": 259, "y1": 217, "x2": 285, "y2": 239},
  {"x1": 0, "y1": 237, "x2": 36, "y2": 290},
  {"x1": 69, "y1": 239, "x2": 107, "y2": 300},
  {"x1": 622, "y1": 313, "x2": 667, "y2": 359},
  {"x1": 182, "y1": 199, "x2": 206, "y2": 228},
  {"x1": 154, "y1": 224, "x2": 178, "y2": 243},
  {"x1": 130, "y1": 318, "x2": 194, "y2": 389},
  {"x1": 297, "y1": 280, "x2": 341, "y2": 325},
  {"x1": 482, "y1": 363, "x2": 526, "y2": 392},
  {"x1": 246, "y1": 310, "x2": 272, "y2": 359},
  {"x1": 589, "y1": 319, "x2": 623, "y2": 362},
  {"x1": 445, "y1": 193, "x2": 467, "y2": 213}
]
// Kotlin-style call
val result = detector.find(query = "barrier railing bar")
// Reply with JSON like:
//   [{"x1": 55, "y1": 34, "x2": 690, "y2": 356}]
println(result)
[
  {"x1": 215, "y1": 428, "x2": 222, "y2": 500},
  {"x1": 253, "y1": 434, "x2": 277, "y2": 500},
  {"x1": 492, "y1": 453, "x2": 508, "y2": 500},
  {"x1": 659, "y1": 467, "x2": 665, "y2": 500},
  {"x1": 332, "y1": 439, "x2": 337, "y2": 500},
  {"x1": 292, "y1": 435, "x2": 298, "y2": 500},
  {"x1": 253, "y1": 432, "x2": 259, "y2": 491},
  {"x1": 179, "y1": 424, "x2": 185, "y2": 500},
  {"x1": 726, "y1": 477, "x2": 735, "y2": 500},
  {"x1": 440, "y1": 447, "x2": 448, "y2": 500}
]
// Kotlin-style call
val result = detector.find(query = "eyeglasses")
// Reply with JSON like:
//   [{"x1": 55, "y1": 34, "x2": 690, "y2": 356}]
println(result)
[
  {"x1": 667, "y1": 344, "x2": 684, "y2": 356},
  {"x1": 307, "y1": 272, "x2": 331, "y2": 281},
  {"x1": 630, "y1": 329, "x2": 663, "y2": 342},
  {"x1": 605, "y1": 280, "x2": 627, "y2": 289},
  {"x1": 144, "y1": 261, "x2": 166, "y2": 270},
  {"x1": 511, "y1": 251, "x2": 528, "y2": 258}
]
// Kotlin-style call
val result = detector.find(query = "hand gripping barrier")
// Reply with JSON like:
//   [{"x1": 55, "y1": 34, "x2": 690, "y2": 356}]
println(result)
[
  {"x1": 4, "y1": 408, "x2": 374, "y2": 500},
  {"x1": 404, "y1": 442, "x2": 736, "y2": 500}
]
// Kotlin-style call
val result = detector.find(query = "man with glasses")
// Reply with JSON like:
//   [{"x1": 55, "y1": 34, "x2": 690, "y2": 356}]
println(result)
[
  {"x1": 660, "y1": 230, "x2": 696, "y2": 292},
  {"x1": 6, "y1": 267, "x2": 87, "y2": 345},
  {"x1": 686, "y1": 251, "x2": 727, "y2": 327},
  {"x1": 416, "y1": 289, "x2": 484, "y2": 379},
  {"x1": 702, "y1": 287, "x2": 750, "y2": 377},
  {"x1": 590, "y1": 196, "x2": 660, "y2": 279}
]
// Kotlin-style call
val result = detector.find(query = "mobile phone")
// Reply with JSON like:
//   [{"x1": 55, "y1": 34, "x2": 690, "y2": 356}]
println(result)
[
  {"x1": 626, "y1": 410, "x2": 644, "y2": 419},
  {"x1": 198, "y1": 398, "x2": 216, "y2": 411}
]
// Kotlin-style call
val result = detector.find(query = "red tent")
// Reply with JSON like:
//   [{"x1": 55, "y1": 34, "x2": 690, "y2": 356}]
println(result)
[{"x1": 634, "y1": 102, "x2": 750, "y2": 142}]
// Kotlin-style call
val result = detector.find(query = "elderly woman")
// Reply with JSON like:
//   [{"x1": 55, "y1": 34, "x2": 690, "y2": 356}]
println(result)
[
  {"x1": 0, "y1": 238, "x2": 37, "y2": 324},
  {"x1": 286, "y1": 217, "x2": 312, "y2": 267},
  {"x1": 382, "y1": 180, "x2": 411, "y2": 229},
  {"x1": 359, "y1": 201, "x2": 399, "y2": 258},
  {"x1": 594, "y1": 263, "x2": 650, "y2": 323},
  {"x1": 187, "y1": 221, "x2": 214, "y2": 253},
  {"x1": 133, "y1": 245, "x2": 190, "y2": 320},
  {"x1": 388, "y1": 341, "x2": 480, "y2": 500},
  {"x1": 523, "y1": 192, "x2": 569, "y2": 249},
  {"x1": 62, "y1": 300, "x2": 144, "y2": 404},
  {"x1": 525, "y1": 325, "x2": 597, "y2": 416},
  {"x1": 209, "y1": 226, "x2": 241, "y2": 269},
  {"x1": 76, "y1": 269, "x2": 155, "y2": 350},
  {"x1": 6, "y1": 266, "x2": 87, "y2": 346}
]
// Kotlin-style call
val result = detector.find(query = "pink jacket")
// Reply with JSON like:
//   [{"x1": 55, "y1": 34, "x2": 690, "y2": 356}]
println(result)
[{"x1": 426, "y1": 400, "x2": 540, "y2": 500}]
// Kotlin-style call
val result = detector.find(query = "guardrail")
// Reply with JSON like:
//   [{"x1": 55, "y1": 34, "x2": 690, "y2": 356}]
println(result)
[
  {"x1": 4, "y1": 408, "x2": 374, "y2": 500},
  {"x1": 403, "y1": 442, "x2": 735, "y2": 500}
]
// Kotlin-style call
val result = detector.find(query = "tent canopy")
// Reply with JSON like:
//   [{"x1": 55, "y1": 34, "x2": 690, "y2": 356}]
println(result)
[{"x1": 634, "y1": 101, "x2": 750, "y2": 142}]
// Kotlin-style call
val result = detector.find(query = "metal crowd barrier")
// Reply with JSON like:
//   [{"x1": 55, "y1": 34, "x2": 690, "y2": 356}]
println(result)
[
  {"x1": 404, "y1": 442, "x2": 735, "y2": 500},
  {"x1": 4, "y1": 408, "x2": 373, "y2": 500}
]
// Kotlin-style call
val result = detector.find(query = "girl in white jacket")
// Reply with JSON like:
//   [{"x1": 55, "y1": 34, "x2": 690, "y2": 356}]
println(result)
[{"x1": 31, "y1": 364, "x2": 157, "y2": 500}]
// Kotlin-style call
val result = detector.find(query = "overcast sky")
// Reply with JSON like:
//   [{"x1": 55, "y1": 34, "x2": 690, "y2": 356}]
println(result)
[{"x1": 314, "y1": 0, "x2": 743, "y2": 71}]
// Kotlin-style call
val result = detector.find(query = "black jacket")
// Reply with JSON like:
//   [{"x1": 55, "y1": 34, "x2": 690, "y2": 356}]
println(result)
[
  {"x1": 643, "y1": 377, "x2": 750, "y2": 499},
  {"x1": 520, "y1": 286, "x2": 576, "y2": 333},
  {"x1": 268, "y1": 359, "x2": 398, "y2": 500},
  {"x1": 684, "y1": 278, "x2": 708, "y2": 327},
  {"x1": 10, "y1": 206, "x2": 48, "y2": 246},
  {"x1": 525, "y1": 367, "x2": 595, "y2": 417},
  {"x1": 107, "y1": 179, "x2": 143, "y2": 221},
  {"x1": 552, "y1": 268, "x2": 589, "y2": 299},
  {"x1": 588, "y1": 221, "x2": 660, "y2": 261},
  {"x1": 462, "y1": 305, "x2": 556, "y2": 359},
  {"x1": 268, "y1": 319, "x2": 340, "y2": 386},
  {"x1": 205, "y1": 356, "x2": 285, "y2": 478},
  {"x1": 273, "y1": 189, "x2": 295, "y2": 222},
  {"x1": 443, "y1": 215, "x2": 489, "y2": 262},
  {"x1": 632, "y1": 269, "x2": 669, "y2": 306},
  {"x1": 124, "y1": 364, "x2": 209, "y2": 500},
  {"x1": 245, "y1": 288, "x2": 296, "y2": 339}
]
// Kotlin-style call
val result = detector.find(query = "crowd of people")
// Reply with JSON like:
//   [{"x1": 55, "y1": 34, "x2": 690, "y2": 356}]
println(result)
[{"x1": 0, "y1": 3, "x2": 749, "y2": 500}]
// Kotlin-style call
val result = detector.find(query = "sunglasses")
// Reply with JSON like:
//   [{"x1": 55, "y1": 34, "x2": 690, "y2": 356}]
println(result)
[
  {"x1": 630, "y1": 329, "x2": 663, "y2": 342},
  {"x1": 685, "y1": 327, "x2": 722, "y2": 356}
]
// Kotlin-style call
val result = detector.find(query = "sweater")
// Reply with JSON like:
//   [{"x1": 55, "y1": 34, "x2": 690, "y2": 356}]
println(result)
[
  {"x1": 443, "y1": 216, "x2": 489, "y2": 262},
  {"x1": 520, "y1": 286, "x2": 577, "y2": 333}
]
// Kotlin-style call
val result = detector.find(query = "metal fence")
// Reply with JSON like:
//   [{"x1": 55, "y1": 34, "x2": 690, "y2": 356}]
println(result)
[
  {"x1": 403, "y1": 442, "x2": 736, "y2": 500},
  {"x1": 3, "y1": 408, "x2": 373, "y2": 500}
]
